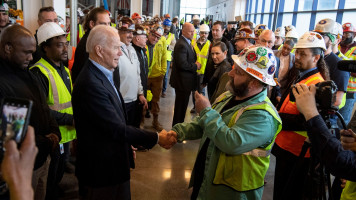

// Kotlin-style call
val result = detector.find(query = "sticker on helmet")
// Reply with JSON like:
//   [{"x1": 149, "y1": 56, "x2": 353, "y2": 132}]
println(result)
[
  {"x1": 257, "y1": 47, "x2": 267, "y2": 56},
  {"x1": 316, "y1": 34, "x2": 322, "y2": 40},
  {"x1": 346, "y1": 23, "x2": 351, "y2": 27},
  {"x1": 246, "y1": 67, "x2": 264, "y2": 79},
  {"x1": 308, "y1": 35, "x2": 315, "y2": 42},
  {"x1": 268, "y1": 53, "x2": 274, "y2": 60},
  {"x1": 268, "y1": 65, "x2": 275, "y2": 75},
  {"x1": 256, "y1": 56, "x2": 268, "y2": 69},
  {"x1": 319, "y1": 20, "x2": 327, "y2": 24},
  {"x1": 246, "y1": 51, "x2": 257, "y2": 63},
  {"x1": 239, "y1": 48, "x2": 248, "y2": 56}
]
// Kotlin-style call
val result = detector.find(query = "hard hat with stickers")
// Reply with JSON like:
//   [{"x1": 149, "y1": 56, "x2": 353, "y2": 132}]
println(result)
[
  {"x1": 342, "y1": 23, "x2": 356, "y2": 33},
  {"x1": 235, "y1": 28, "x2": 255, "y2": 40},
  {"x1": 232, "y1": 46, "x2": 277, "y2": 86},
  {"x1": 294, "y1": 31, "x2": 326, "y2": 51},
  {"x1": 275, "y1": 27, "x2": 285, "y2": 37}
]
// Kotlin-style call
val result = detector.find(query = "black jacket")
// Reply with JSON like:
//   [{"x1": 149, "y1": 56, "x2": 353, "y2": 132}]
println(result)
[
  {"x1": 71, "y1": 32, "x2": 90, "y2": 83},
  {"x1": 72, "y1": 60, "x2": 157, "y2": 187},
  {"x1": 170, "y1": 36, "x2": 198, "y2": 92},
  {"x1": 203, "y1": 59, "x2": 231, "y2": 98},
  {"x1": 132, "y1": 43, "x2": 149, "y2": 97},
  {"x1": 0, "y1": 58, "x2": 61, "y2": 170}
]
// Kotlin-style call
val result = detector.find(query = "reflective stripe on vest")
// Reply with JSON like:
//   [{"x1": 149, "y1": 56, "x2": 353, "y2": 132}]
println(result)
[
  {"x1": 212, "y1": 92, "x2": 282, "y2": 191},
  {"x1": 194, "y1": 40, "x2": 211, "y2": 74},
  {"x1": 276, "y1": 72, "x2": 324, "y2": 157},
  {"x1": 344, "y1": 46, "x2": 356, "y2": 60},
  {"x1": 166, "y1": 32, "x2": 174, "y2": 62},
  {"x1": 277, "y1": 44, "x2": 295, "y2": 54},
  {"x1": 30, "y1": 59, "x2": 76, "y2": 144}
]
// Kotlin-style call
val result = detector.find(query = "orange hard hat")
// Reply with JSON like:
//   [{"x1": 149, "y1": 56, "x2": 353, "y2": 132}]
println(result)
[{"x1": 131, "y1": 13, "x2": 142, "y2": 20}]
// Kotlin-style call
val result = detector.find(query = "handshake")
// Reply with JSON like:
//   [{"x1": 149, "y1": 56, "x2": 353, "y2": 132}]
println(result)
[{"x1": 158, "y1": 129, "x2": 177, "y2": 149}]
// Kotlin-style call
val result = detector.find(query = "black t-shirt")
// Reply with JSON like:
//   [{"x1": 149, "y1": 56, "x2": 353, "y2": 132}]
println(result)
[{"x1": 325, "y1": 52, "x2": 349, "y2": 92}]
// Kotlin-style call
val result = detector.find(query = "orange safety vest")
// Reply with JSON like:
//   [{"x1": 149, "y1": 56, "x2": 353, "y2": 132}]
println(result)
[
  {"x1": 68, "y1": 46, "x2": 76, "y2": 71},
  {"x1": 275, "y1": 72, "x2": 324, "y2": 157}
]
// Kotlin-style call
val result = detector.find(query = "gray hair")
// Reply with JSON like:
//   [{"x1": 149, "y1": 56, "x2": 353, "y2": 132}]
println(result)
[{"x1": 86, "y1": 25, "x2": 118, "y2": 54}]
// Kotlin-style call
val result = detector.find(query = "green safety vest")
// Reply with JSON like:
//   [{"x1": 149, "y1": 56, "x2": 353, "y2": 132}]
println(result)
[
  {"x1": 341, "y1": 181, "x2": 356, "y2": 200},
  {"x1": 30, "y1": 58, "x2": 76, "y2": 144},
  {"x1": 193, "y1": 40, "x2": 211, "y2": 74},
  {"x1": 66, "y1": 24, "x2": 85, "y2": 42},
  {"x1": 165, "y1": 32, "x2": 174, "y2": 62},
  {"x1": 212, "y1": 92, "x2": 282, "y2": 191}
]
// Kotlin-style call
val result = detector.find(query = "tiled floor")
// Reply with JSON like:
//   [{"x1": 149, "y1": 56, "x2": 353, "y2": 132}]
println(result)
[{"x1": 59, "y1": 82, "x2": 276, "y2": 200}]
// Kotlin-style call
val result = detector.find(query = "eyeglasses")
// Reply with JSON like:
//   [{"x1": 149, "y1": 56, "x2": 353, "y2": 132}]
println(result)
[{"x1": 200, "y1": 32, "x2": 209, "y2": 35}]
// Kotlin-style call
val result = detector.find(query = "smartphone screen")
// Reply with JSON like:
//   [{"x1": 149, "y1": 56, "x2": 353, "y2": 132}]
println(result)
[{"x1": 0, "y1": 98, "x2": 32, "y2": 144}]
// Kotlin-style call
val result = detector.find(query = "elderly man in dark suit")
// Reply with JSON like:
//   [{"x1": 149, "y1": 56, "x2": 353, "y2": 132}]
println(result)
[
  {"x1": 72, "y1": 25, "x2": 176, "y2": 200},
  {"x1": 170, "y1": 22, "x2": 201, "y2": 126}
]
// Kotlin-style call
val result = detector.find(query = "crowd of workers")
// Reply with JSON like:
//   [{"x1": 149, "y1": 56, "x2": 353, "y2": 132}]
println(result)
[{"x1": 1, "y1": 1, "x2": 356, "y2": 200}]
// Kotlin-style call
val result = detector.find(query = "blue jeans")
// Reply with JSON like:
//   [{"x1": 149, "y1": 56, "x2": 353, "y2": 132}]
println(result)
[
  {"x1": 338, "y1": 93, "x2": 356, "y2": 129},
  {"x1": 162, "y1": 61, "x2": 171, "y2": 94}
]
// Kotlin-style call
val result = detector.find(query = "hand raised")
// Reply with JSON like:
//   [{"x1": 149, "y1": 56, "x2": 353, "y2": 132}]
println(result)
[{"x1": 194, "y1": 91, "x2": 211, "y2": 114}]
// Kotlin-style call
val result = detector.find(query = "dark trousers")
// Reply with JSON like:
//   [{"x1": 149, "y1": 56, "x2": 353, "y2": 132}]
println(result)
[
  {"x1": 79, "y1": 180, "x2": 131, "y2": 200},
  {"x1": 45, "y1": 146, "x2": 66, "y2": 200},
  {"x1": 273, "y1": 145, "x2": 311, "y2": 200},
  {"x1": 172, "y1": 89, "x2": 191, "y2": 126},
  {"x1": 125, "y1": 101, "x2": 138, "y2": 127}
]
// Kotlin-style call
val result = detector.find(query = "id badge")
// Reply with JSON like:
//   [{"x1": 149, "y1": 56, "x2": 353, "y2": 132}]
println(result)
[{"x1": 60, "y1": 144, "x2": 64, "y2": 154}]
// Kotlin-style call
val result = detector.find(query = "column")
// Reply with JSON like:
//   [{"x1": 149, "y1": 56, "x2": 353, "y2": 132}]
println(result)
[
  {"x1": 153, "y1": 0, "x2": 161, "y2": 16},
  {"x1": 131, "y1": 0, "x2": 143, "y2": 16}
]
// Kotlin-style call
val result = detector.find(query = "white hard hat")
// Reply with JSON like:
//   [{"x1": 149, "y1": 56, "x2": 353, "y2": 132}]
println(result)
[
  {"x1": 37, "y1": 22, "x2": 66, "y2": 45},
  {"x1": 77, "y1": 8, "x2": 84, "y2": 17},
  {"x1": 0, "y1": 3, "x2": 9, "y2": 12},
  {"x1": 314, "y1": 18, "x2": 337, "y2": 35},
  {"x1": 146, "y1": 16, "x2": 152, "y2": 21},
  {"x1": 294, "y1": 31, "x2": 326, "y2": 51},
  {"x1": 335, "y1": 22, "x2": 343, "y2": 40},
  {"x1": 65, "y1": 8, "x2": 70, "y2": 17},
  {"x1": 285, "y1": 25, "x2": 296, "y2": 33},
  {"x1": 232, "y1": 46, "x2": 277, "y2": 86},
  {"x1": 274, "y1": 27, "x2": 285, "y2": 37},
  {"x1": 285, "y1": 29, "x2": 299, "y2": 39},
  {"x1": 199, "y1": 24, "x2": 210, "y2": 32},
  {"x1": 192, "y1": 15, "x2": 200, "y2": 21}
]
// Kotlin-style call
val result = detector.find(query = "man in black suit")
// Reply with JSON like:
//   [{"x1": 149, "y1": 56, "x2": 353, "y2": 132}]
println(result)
[
  {"x1": 170, "y1": 22, "x2": 201, "y2": 126},
  {"x1": 72, "y1": 25, "x2": 176, "y2": 200}
]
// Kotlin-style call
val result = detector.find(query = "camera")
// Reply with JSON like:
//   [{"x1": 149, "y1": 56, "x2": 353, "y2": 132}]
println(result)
[{"x1": 289, "y1": 80, "x2": 338, "y2": 111}]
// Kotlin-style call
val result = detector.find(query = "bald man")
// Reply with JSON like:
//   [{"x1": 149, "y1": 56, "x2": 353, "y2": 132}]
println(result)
[
  {"x1": 0, "y1": 25, "x2": 61, "y2": 200},
  {"x1": 72, "y1": 25, "x2": 175, "y2": 200},
  {"x1": 170, "y1": 23, "x2": 201, "y2": 125},
  {"x1": 259, "y1": 30, "x2": 276, "y2": 49}
]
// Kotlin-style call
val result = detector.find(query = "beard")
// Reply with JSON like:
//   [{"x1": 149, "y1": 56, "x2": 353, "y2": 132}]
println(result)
[
  {"x1": 341, "y1": 37, "x2": 354, "y2": 46},
  {"x1": 226, "y1": 78, "x2": 251, "y2": 98}
]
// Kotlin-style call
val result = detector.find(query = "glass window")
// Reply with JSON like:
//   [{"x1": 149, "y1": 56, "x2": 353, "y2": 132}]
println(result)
[
  {"x1": 342, "y1": 11, "x2": 356, "y2": 24},
  {"x1": 296, "y1": 13, "x2": 312, "y2": 34},
  {"x1": 281, "y1": 13, "x2": 293, "y2": 28},
  {"x1": 252, "y1": 0, "x2": 257, "y2": 13},
  {"x1": 315, "y1": 12, "x2": 337, "y2": 25},
  {"x1": 250, "y1": 14, "x2": 255, "y2": 23},
  {"x1": 317, "y1": 0, "x2": 339, "y2": 10},
  {"x1": 263, "y1": 14, "x2": 270, "y2": 28},
  {"x1": 264, "y1": 0, "x2": 272, "y2": 12},
  {"x1": 298, "y1": 0, "x2": 313, "y2": 11},
  {"x1": 256, "y1": 14, "x2": 262, "y2": 24},
  {"x1": 284, "y1": 0, "x2": 295, "y2": 12},
  {"x1": 257, "y1": 0, "x2": 263, "y2": 13},
  {"x1": 345, "y1": 0, "x2": 356, "y2": 8}
]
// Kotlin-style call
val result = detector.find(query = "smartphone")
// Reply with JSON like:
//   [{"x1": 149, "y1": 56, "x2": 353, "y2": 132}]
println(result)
[{"x1": 0, "y1": 97, "x2": 33, "y2": 146}]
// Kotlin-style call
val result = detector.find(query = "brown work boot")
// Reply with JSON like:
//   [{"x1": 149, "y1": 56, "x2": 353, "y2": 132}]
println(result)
[{"x1": 152, "y1": 116, "x2": 163, "y2": 131}]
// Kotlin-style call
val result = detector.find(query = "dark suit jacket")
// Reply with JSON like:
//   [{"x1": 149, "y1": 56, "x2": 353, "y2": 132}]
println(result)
[
  {"x1": 72, "y1": 60, "x2": 158, "y2": 187},
  {"x1": 170, "y1": 36, "x2": 198, "y2": 92}
]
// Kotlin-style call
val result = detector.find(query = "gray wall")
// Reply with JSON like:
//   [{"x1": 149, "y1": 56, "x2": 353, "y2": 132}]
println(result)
[{"x1": 206, "y1": 0, "x2": 246, "y2": 22}]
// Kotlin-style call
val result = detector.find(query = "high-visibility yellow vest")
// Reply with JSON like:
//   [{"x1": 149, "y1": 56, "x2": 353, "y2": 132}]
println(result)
[
  {"x1": 340, "y1": 47, "x2": 356, "y2": 93},
  {"x1": 111, "y1": 23, "x2": 117, "y2": 28},
  {"x1": 66, "y1": 24, "x2": 85, "y2": 42},
  {"x1": 212, "y1": 92, "x2": 282, "y2": 191},
  {"x1": 341, "y1": 181, "x2": 356, "y2": 200},
  {"x1": 277, "y1": 44, "x2": 295, "y2": 54},
  {"x1": 193, "y1": 40, "x2": 211, "y2": 74},
  {"x1": 146, "y1": 36, "x2": 167, "y2": 77},
  {"x1": 30, "y1": 58, "x2": 76, "y2": 144},
  {"x1": 165, "y1": 32, "x2": 174, "y2": 62},
  {"x1": 191, "y1": 29, "x2": 198, "y2": 47}
]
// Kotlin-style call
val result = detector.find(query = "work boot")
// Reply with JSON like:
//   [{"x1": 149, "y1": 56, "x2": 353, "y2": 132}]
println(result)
[{"x1": 152, "y1": 115, "x2": 163, "y2": 131}]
